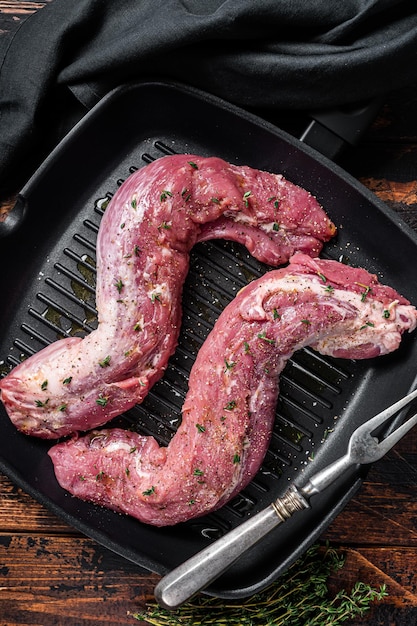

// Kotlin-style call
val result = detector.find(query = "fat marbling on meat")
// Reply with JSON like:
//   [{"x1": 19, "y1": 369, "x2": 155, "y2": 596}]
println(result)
[
  {"x1": 0, "y1": 155, "x2": 336, "y2": 438},
  {"x1": 48, "y1": 253, "x2": 417, "y2": 526}
]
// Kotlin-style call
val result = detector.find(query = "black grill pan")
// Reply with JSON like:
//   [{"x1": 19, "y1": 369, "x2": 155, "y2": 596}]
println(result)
[{"x1": 1, "y1": 81, "x2": 417, "y2": 599}]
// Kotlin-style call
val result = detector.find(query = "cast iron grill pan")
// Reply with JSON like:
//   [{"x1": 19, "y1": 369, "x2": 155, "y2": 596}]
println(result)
[{"x1": 1, "y1": 82, "x2": 417, "y2": 598}]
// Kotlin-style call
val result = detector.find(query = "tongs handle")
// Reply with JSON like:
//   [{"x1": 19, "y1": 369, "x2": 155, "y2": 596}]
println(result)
[{"x1": 154, "y1": 486, "x2": 308, "y2": 609}]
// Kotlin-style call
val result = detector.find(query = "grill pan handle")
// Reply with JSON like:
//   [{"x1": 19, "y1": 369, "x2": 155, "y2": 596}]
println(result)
[
  {"x1": 300, "y1": 98, "x2": 383, "y2": 161},
  {"x1": 0, "y1": 88, "x2": 381, "y2": 238}
]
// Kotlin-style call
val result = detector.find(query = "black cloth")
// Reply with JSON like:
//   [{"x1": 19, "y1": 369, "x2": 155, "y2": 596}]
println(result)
[{"x1": 1, "y1": 0, "x2": 417, "y2": 198}]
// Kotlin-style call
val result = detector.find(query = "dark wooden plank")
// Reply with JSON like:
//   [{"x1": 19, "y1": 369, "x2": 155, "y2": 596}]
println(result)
[
  {"x1": 2, "y1": 528, "x2": 417, "y2": 626},
  {"x1": 0, "y1": 2, "x2": 49, "y2": 37},
  {"x1": 0, "y1": 473, "x2": 76, "y2": 534},
  {"x1": 328, "y1": 547, "x2": 417, "y2": 626},
  {"x1": 0, "y1": 1, "x2": 48, "y2": 12},
  {"x1": 0, "y1": 533, "x2": 156, "y2": 626}
]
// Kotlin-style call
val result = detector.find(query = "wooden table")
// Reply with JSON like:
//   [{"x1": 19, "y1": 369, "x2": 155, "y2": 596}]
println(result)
[{"x1": 2, "y1": 2, "x2": 417, "y2": 624}]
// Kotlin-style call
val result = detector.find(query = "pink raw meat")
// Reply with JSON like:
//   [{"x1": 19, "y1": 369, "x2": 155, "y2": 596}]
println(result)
[
  {"x1": 0, "y1": 155, "x2": 335, "y2": 438},
  {"x1": 48, "y1": 253, "x2": 417, "y2": 526}
]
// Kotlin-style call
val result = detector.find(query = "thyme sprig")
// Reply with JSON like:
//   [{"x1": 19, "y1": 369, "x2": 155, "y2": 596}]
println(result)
[{"x1": 132, "y1": 544, "x2": 387, "y2": 625}]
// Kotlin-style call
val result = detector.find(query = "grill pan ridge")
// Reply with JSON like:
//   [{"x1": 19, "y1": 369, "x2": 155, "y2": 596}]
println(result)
[{"x1": 1, "y1": 82, "x2": 417, "y2": 598}]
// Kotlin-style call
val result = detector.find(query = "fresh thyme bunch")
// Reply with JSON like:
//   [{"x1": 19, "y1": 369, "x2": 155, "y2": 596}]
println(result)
[{"x1": 132, "y1": 544, "x2": 387, "y2": 625}]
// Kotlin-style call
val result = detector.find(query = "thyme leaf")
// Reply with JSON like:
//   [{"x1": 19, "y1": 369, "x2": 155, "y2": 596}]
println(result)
[
  {"x1": 160, "y1": 190, "x2": 173, "y2": 202},
  {"x1": 257, "y1": 331, "x2": 276, "y2": 345},
  {"x1": 243, "y1": 190, "x2": 252, "y2": 207},
  {"x1": 35, "y1": 398, "x2": 49, "y2": 408},
  {"x1": 224, "y1": 359, "x2": 236, "y2": 371},
  {"x1": 115, "y1": 279, "x2": 124, "y2": 293}
]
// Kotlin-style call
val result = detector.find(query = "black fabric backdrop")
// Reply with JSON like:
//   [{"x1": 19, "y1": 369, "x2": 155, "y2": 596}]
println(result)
[{"x1": 1, "y1": 0, "x2": 417, "y2": 198}]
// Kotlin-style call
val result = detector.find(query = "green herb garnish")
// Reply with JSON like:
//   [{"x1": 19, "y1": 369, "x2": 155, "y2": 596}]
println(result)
[
  {"x1": 257, "y1": 332, "x2": 276, "y2": 345},
  {"x1": 133, "y1": 543, "x2": 387, "y2": 625},
  {"x1": 243, "y1": 190, "x2": 252, "y2": 207},
  {"x1": 160, "y1": 190, "x2": 173, "y2": 202},
  {"x1": 356, "y1": 282, "x2": 371, "y2": 302},
  {"x1": 96, "y1": 395, "x2": 109, "y2": 407},
  {"x1": 181, "y1": 188, "x2": 191, "y2": 201},
  {"x1": 35, "y1": 398, "x2": 49, "y2": 408},
  {"x1": 360, "y1": 321, "x2": 375, "y2": 330}
]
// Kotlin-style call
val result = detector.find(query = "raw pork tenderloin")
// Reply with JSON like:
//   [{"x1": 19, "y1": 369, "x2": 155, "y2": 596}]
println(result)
[
  {"x1": 49, "y1": 253, "x2": 417, "y2": 526},
  {"x1": 0, "y1": 155, "x2": 335, "y2": 438}
]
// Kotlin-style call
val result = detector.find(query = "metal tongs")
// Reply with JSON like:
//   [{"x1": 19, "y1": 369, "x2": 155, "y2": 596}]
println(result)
[{"x1": 155, "y1": 388, "x2": 417, "y2": 609}]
